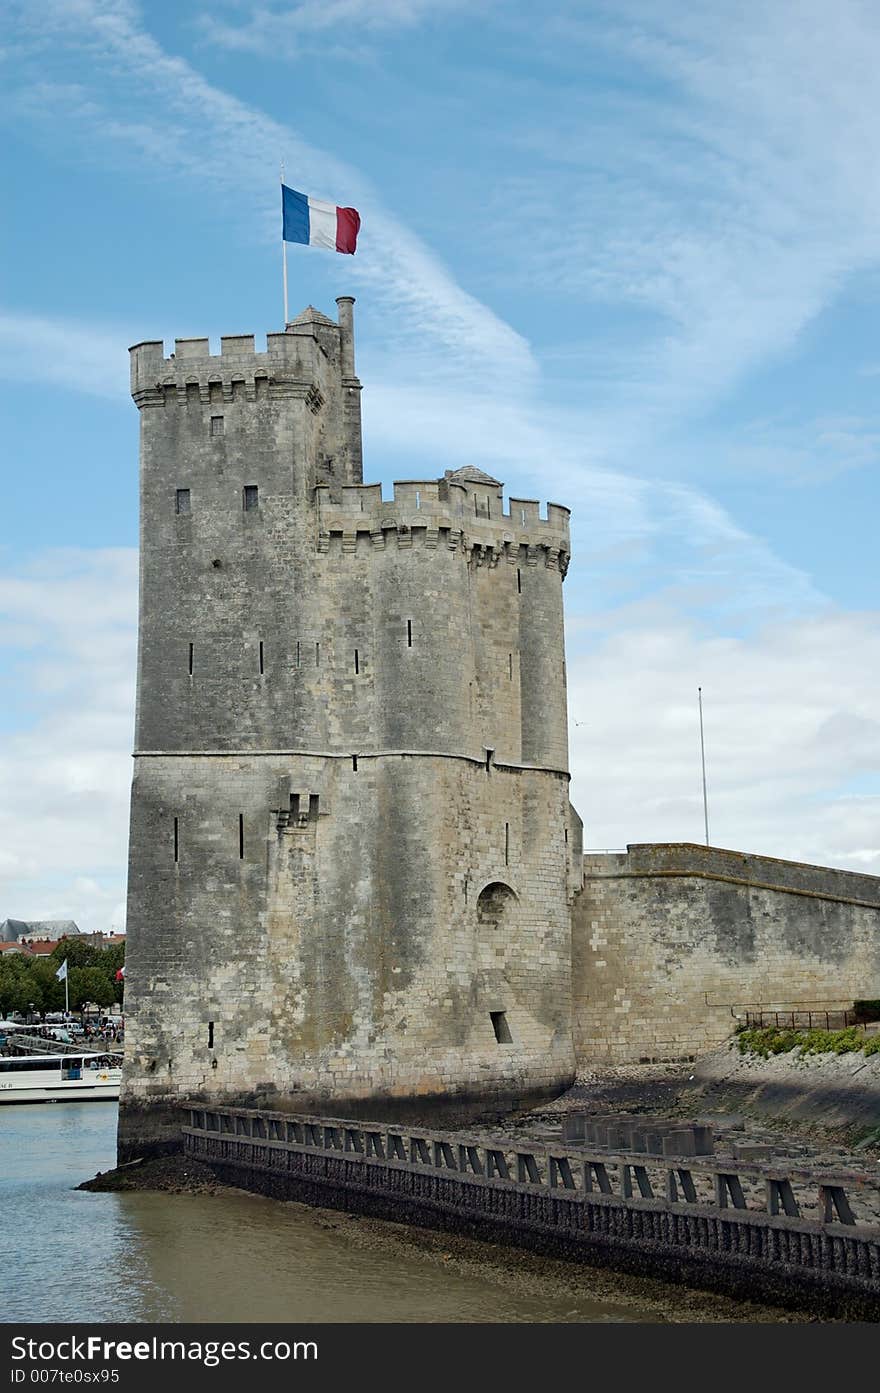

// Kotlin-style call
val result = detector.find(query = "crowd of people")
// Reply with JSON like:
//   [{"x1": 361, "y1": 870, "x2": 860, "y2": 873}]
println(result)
[{"x1": 2, "y1": 1014, "x2": 125, "y2": 1047}]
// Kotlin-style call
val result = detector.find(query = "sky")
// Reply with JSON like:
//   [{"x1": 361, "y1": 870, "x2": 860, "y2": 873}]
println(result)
[{"x1": 1, "y1": 0, "x2": 879, "y2": 931}]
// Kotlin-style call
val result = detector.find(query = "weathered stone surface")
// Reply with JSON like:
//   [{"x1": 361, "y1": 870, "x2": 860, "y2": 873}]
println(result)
[
  {"x1": 572, "y1": 843, "x2": 880, "y2": 1063},
  {"x1": 120, "y1": 300, "x2": 577, "y2": 1159}
]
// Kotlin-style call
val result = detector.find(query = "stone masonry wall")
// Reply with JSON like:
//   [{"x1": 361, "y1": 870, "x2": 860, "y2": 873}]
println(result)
[
  {"x1": 572, "y1": 843, "x2": 880, "y2": 1064},
  {"x1": 120, "y1": 302, "x2": 576, "y2": 1158}
]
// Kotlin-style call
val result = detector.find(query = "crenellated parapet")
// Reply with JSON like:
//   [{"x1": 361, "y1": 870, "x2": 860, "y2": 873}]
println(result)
[
  {"x1": 130, "y1": 301, "x2": 363, "y2": 484},
  {"x1": 315, "y1": 471, "x2": 570, "y2": 575},
  {"x1": 129, "y1": 330, "x2": 338, "y2": 409}
]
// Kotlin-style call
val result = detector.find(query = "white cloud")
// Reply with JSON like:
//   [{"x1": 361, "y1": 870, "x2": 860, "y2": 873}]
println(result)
[
  {"x1": 0, "y1": 549, "x2": 136, "y2": 931},
  {"x1": 568, "y1": 603, "x2": 880, "y2": 874},
  {"x1": 0, "y1": 311, "x2": 129, "y2": 399}
]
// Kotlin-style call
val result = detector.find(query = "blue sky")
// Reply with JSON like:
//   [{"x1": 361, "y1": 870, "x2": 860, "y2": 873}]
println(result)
[{"x1": 1, "y1": 0, "x2": 879, "y2": 930}]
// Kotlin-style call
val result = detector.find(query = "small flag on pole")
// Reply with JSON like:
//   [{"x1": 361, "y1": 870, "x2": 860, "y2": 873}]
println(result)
[
  {"x1": 55, "y1": 959, "x2": 68, "y2": 982},
  {"x1": 282, "y1": 184, "x2": 360, "y2": 255},
  {"x1": 115, "y1": 966, "x2": 125, "y2": 982}
]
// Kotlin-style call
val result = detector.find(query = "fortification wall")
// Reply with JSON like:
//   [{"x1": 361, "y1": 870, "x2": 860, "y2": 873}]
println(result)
[{"x1": 572, "y1": 843, "x2": 880, "y2": 1064}]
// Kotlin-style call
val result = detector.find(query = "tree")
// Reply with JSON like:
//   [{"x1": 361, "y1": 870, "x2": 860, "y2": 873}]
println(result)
[
  {"x1": 28, "y1": 959, "x2": 64, "y2": 1012},
  {"x1": 69, "y1": 966, "x2": 114, "y2": 1011},
  {"x1": 0, "y1": 957, "x2": 33, "y2": 1016},
  {"x1": 49, "y1": 938, "x2": 98, "y2": 970}
]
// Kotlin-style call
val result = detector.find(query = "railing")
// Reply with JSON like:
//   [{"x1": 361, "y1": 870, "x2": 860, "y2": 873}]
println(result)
[
  {"x1": 182, "y1": 1106, "x2": 880, "y2": 1233},
  {"x1": 743, "y1": 1010, "x2": 857, "y2": 1031},
  {"x1": 1, "y1": 1033, "x2": 87, "y2": 1057}
]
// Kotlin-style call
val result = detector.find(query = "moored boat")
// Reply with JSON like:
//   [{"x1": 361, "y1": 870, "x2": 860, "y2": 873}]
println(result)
[{"x1": 0, "y1": 1052, "x2": 121, "y2": 1103}]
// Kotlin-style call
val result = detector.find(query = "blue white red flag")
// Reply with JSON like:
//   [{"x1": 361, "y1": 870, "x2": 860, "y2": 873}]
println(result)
[{"x1": 282, "y1": 184, "x2": 360, "y2": 255}]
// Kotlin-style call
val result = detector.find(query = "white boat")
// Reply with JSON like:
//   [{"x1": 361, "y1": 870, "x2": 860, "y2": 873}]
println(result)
[{"x1": 0, "y1": 1052, "x2": 121, "y2": 1103}]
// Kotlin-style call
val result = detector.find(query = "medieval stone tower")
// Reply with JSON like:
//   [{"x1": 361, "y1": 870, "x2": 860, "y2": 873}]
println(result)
[{"x1": 119, "y1": 298, "x2": 579, "y2": 1159}]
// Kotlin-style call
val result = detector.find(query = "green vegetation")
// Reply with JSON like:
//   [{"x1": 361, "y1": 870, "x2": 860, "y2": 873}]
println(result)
[
  {"x1": 0, "y1": 939, "x2": 124, "y2": 1017},
  {"x1": 735, "y1": 1025, "x2": 880, "y2": 1059}
]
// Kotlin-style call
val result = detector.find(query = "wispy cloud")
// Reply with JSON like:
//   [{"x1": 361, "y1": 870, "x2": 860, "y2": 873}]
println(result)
[
  {"x1": 197, "y1": 0, "x2": 470, "y2": 58},
  {"x1": 0, "y1": 311, "x2": 129, "y2": 399},
  {"x1": 481, "y1": 1, "x2": 880, "y2": 427},
  {"x1": 3, "y1": 0, "x2": 533, "y2": 388}
]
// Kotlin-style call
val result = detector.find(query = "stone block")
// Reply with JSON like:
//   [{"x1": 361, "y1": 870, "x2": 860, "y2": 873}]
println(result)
[
  {"x1": 733, "y1": 1143, "x2": 772, "y2": 1162},
  {"x1": 662, "y1": 1131, "x2": 697, "y2": 1158}
]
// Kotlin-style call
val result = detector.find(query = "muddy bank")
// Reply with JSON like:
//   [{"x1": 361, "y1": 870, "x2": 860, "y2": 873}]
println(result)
[
  {"x1": 509, "y1": 1046, "x2": 880, "y2": 1161},
  {"x1": 681, "y1": 1042, "x2": 880, "y2": 1143},
  {"x1": 80, "y1": 1152, "x2": 805, "y2": 1323},
  {"x1": 78, "y1": 1153, "x2": 229, "y2": 1195}
]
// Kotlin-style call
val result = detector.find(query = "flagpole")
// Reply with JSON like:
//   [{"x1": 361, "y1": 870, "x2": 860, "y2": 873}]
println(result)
[
  {"x1": 280, "y1": 162, "x2": 289, "y2": 326},
  {"x1": 698, "y1": 686, "x2": 710, "y2": 846},
  {"x1": 65, "y1": 972, "x2": 68, "y2": 1016}
]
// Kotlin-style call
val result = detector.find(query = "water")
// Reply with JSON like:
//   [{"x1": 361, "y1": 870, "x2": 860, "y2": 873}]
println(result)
[{"x1": 0, "y1": 1104, "x2": 784, "y2": 1323}]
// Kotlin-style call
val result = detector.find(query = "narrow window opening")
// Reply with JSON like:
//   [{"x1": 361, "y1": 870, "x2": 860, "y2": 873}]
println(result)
[
  {"x1": 352, "y1": 755, "x2": 358, "y2": 772},
  {"x1": 564, "y1": 828, "x2": 569, "y2": 845},
  {"x1": 406, "y1": 619, "x2": 413, "y2": 648},
  {"x1": 485, "y1": 748, "x2": 494, "y2": 773},
  {"x1": 207, "y1": 1021, "x2": 214, "y2": 1049},
  {"x1": 464, "y1": 880, "x2": 468, "y2": 904},
  {"x1": 415, "y1": 489, "x2": 421, "y2": 510},
  {"x1": 259, "y1": 640, "x2": 264, "y2": 675},
  {"x1": 517, "y1": 569, "x2": 522, "y2": 594},
  {"x1": 210, "y1": 416, "x2": 224, "y2": 437},
  {"x1": 504, "y1": 822, "x2": 510, "y2": 865},
  {"x1": 490, "y1": 1011, "x2": 512, "y2": 1044},
  {"x1": 486, "y1": 496, "x2": 491, "y2": 518},
  {"x1": 520, "y1": 507, "x2": 526, "y2": 526},
  {"x1": 290, "y1": 793, "x2": 300, "y2": 821},
  {"x1": 474, "y1": 494, "x2": 479, "y2": 516},
  {"x1": 508, "y1": 653, "x2": 513, "y2": 680},
  {"x1": 296, "y1": 640, "x2": 301, "y2": 668},
  {"x1": 175, "y1": 488, "x2": 191, "y2": 515},
  {"x1": 188, "y1": 643, "x2": 194, "y2": 676},
  {"x1": 173, "y1": 816, "x2": 179, "y2": 864},
  {"x1": 354, "y1": 648, "x2": 359, "y2": 674},
  {"x1": 243, "y1": 484, "x2": 259, "y2": 511},
  {"x1": 315, "y1": 642, "x2": 320, "y2": 666},
  {"x1": 308, "y1": 794, "x2": 320, "y2": 820},
  {"x1": 238, "y1": 813, "x2": 244, "y2": 860}
]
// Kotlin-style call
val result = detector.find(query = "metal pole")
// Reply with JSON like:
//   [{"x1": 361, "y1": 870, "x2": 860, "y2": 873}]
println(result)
[
  {"x1": 698, "y1": 686, "x2": 709, "y2": 846},
  {"x1": 281, "y1": 162, "x2": 289, "y2": 327}
]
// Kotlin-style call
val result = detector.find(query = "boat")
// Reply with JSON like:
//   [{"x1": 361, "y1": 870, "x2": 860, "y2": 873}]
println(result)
[{"x1": 0, "y1": 1051, "x2": 122, "y2": 1103}]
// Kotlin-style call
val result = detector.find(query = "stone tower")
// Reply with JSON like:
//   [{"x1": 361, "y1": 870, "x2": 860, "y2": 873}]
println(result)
[{"x1": 119, "y1": 299, "x2": 579, "y2": 1159}]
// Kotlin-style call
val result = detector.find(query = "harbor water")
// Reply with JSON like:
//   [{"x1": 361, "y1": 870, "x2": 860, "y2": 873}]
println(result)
[{"x1": 0, "y1": 1103, "x2": 790, "y2": 1323}]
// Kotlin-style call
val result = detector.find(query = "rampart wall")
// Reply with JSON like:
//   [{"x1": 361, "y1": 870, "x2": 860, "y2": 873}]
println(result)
[{"x1": 572, "y1": 844, "x2": 880, "y2": 1064}]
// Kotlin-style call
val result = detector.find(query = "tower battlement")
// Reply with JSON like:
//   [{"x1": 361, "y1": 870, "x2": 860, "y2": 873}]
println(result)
[
  {"x1": 130, "y1": 328, "x2": 349, "y2": 402},
  {"x1": 316, "y1": 475, "x2": 570, "y2": 570}
]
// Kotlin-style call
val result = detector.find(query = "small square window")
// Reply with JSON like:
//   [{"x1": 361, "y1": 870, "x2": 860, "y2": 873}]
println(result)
[
  {"x1": 243, "y1": 485, "x2": 259, "y2": 511},
  {"x1": 175, "y1": 488, "x2": 191, "y2": 515},
  {"x1": 210, "y1": 416, "x2": 224, "y2": 436}
]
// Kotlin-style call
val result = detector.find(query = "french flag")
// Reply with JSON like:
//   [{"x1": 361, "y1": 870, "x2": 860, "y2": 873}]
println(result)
[{"x1": 282, "y1": 184, "x2": 360, "y2": 255}]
